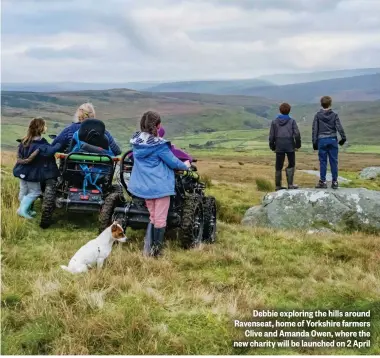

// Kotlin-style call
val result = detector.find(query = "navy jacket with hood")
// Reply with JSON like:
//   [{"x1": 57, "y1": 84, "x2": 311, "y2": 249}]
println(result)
[
  {"x1": 13, "y1": 138, "x2": 61, "y2": 182},
  {"x1": 269, "y1": 114, "x2": 301, "y2": 153},
  {"x1": 312, "y1": 109, "x2": 346, "y2": 146},
  {"x1": 127, "y1": 131, "x2": 189, "y2": 199}
]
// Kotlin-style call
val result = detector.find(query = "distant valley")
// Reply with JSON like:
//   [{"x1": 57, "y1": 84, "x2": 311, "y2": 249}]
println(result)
[{"x1": 1, "y1": 68, "x2": 380, "y2": 153}]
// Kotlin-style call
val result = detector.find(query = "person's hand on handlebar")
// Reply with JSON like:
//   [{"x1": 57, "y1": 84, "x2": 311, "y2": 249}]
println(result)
[{"x1": 184, "y1": 160, "x2": 191, "y2": 169}]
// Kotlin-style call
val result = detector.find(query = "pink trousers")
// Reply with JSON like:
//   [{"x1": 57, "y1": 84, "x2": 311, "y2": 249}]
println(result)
[{"x1": 145, "y1": 196, "x2": 171, "y2": 228}]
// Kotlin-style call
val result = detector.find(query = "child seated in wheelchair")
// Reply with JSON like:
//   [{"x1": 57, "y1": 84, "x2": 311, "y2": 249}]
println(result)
[{"x1": 67, "y1": 119, "x2": 118, "y2": 193}]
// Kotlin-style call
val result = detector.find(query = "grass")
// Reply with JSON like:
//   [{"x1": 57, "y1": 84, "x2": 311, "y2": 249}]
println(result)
[
  {"x1": 340, "y1": 171, "x2": 380, "y2": 191},
  {"x1": 2, "y1": 151, "x2": 380, "y2": 355},
  {"x1": 255, "y1": 177, "x2": 275, "y2": 192}
]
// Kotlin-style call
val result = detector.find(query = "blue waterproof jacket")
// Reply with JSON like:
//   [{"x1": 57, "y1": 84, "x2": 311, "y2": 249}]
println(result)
[
  {"x1": 13, "y1": 138, "x2": 61, "y2": 182},
  {"x1": 128, "y1": 131, "x2": 189, "y2": 199}
]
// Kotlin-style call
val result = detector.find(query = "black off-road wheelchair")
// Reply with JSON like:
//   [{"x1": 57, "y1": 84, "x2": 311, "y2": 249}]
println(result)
[
  {"x1": 98, "y1": 150, "x2": 217, "y2": 248},
  {"x1": 38, "y1": 120, "x2": 122, "y2": 228}
]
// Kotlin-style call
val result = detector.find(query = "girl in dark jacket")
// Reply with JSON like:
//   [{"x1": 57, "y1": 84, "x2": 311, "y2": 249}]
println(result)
[{"x1": 13, "y1": 118, "x2": 61, "y2": 219}]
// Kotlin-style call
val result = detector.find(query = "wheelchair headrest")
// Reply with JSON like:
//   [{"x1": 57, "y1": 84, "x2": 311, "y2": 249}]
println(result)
[{"x1": 78, "y1": 119, "x2": 109, "y2": 149}]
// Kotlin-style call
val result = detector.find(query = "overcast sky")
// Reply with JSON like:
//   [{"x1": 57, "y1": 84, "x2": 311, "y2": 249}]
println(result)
[{"x1": 2, "y1": 0, "x2": 380, "y2": 82}]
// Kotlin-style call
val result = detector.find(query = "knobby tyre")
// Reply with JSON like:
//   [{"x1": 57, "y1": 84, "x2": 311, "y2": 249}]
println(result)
[
  {"x1": 39, "y1": 181, "x2": 57, "y2": 229},
  {"x1": 180, "y1": 195, "x2": 204, "y2": 249},
  {"x1": 202, "y1": 196, "x2": 217, "y2": 243},
  {"x1": 99, "y1": 192, "x2": 123, "y2": 233}
]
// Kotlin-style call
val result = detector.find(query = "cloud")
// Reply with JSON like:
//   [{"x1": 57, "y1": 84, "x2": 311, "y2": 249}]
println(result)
[
  {"x1": 1, "y1": 0, "x2": 380, "y2": 82},
  {"x1": 207, "y1": 0, "x2": 343, "y2": 11}
]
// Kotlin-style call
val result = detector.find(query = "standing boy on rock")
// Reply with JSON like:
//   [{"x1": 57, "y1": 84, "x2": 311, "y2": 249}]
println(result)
[
  {"x1": 312, "y1": 96, "x2": 347, "y2": 189},
  {"x1": 269, "y1": 102, "x2": 301, "y2": 191}
]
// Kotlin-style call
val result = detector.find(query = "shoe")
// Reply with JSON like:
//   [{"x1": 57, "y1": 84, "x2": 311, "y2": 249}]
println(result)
[
  {"x1": 275, "y1": 171, "x2": 287, "y2": 191},
  {"x1": 143, "y1": 223, "x2": 154, "y2": 257},
  {"x1": 286, "y1": 167, "x2": 299, "y2": 189},
  {"x1": 151, "y1": 227, "x2": 166, "y2": 257},
  {"x1": 315, "y1": 180, "x2": 327, "y2": 189},
  {"x1": 16, "y1": 196, "x2": 35, "y2": 219},
  {"x1": 29, "y1": 202, "x2": 36, "y2": 216},
  {"x1": 331, "y1": 181, "x2": 339, "y2": 189}
]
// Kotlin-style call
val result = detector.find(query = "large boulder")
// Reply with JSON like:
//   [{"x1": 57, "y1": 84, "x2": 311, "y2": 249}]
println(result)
[
  {"x1": 359, "y1": 167, "x2": 380, "y2": 180},
  {"x1": 242, "y1": 188, "x2": 380, "y2": 232}
]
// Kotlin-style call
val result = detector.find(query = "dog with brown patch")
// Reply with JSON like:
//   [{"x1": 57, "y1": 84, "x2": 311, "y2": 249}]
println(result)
[{"x1": 60, "y1": 222, "x2": 127, "y2": 274}]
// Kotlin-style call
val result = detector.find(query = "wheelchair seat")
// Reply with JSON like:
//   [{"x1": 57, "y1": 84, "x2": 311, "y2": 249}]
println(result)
[
  {"x1": 78, "y1": 119, "x2": 109, "y2": 149},
  {"x1": 64, "y1": 119, "x2": 114, "y2": 192}
]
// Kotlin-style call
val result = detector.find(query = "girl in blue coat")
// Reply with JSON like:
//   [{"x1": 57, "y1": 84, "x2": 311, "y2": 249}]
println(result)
[
  {"x1": 128, "y1": 111, "x2": 191, "y2": 257},
  {"x1": 13, "y1": 118, "x2": 61, "y2": 219}
]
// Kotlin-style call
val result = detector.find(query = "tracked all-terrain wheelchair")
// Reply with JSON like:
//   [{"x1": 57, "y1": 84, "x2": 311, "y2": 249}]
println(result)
[
  {"x1": 39, "y1": 120, "x2": 122, "y2": 228},
  {"x1": 98, "y1": 150, "x2": 217, "y2": 248}
]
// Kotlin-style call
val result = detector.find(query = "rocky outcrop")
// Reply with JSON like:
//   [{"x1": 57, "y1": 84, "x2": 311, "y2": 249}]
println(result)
[
  {"x1": 359, "y1": 167, "x2": 380, "y2": 180},
  {"x1": 242, "y1": 188, "x2": 380, "y2": 232}
]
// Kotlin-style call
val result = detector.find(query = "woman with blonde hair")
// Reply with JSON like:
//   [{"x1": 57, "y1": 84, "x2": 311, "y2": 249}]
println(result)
[
  {"x1": 73, "y1": 102, "x2": 96, "y2": 123},
  {"x1": 51, "y1": 102, "x2": 121, "y2": 155}
]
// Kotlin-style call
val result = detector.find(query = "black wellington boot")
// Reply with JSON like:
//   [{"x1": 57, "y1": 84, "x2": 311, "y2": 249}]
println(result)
[
  {"x1": 152, "y1": 227, "x2": 166, "y2": 257},
  {"x1": 275, "y1": 170, "x2": 286, "y2": 191},
  {"x1": 286, "y1": 167, "x2": 299, "y2": 189},
  {"x1": 143, "y1": 222, "x2": 154, "y2": 257}
]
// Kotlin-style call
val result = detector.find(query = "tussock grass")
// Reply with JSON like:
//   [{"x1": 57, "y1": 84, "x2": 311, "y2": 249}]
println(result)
[
  {"x1": 255, "y1": 177, "x2": 274, "y2": 192},
  {"x1": 1, "y1": 151, "x2": 380, "y2": 355},
  {"x1": 1, "y1": 171, "x2": 30, "y2": 242}
]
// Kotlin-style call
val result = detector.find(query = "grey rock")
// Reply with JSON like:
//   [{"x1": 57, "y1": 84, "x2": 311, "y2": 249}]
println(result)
[
  {"x1": 359, "y1": 167, "x2": 380, "y2": 180},
  {"x1": 299, "y1": 170, "x2": 351, "y2": 183},
  {"x1": 242, "y1": 188, "x2": 380, "y2": 231}
]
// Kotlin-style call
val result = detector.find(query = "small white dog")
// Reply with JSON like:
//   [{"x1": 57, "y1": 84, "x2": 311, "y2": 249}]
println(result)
[{"x1": 60, "y1": 222, "x2": 127, "y2": 274}]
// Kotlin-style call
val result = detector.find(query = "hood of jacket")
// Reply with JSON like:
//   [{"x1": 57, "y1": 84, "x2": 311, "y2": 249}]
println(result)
[
  {"x1": 316, "y1": 109, "x2": 336, "y2": 123},
  {"x1": 130, "y1": 131, "x2": 170, "y2": 159},
  {"x1": 276, "y1": 114, "x2": 292, "y2": 126}
]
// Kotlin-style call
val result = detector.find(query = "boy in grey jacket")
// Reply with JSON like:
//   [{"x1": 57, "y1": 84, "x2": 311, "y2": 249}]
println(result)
[
  {"x1": 312, "y1": 96, "x2": 347, "y2": 189},
  {"x1": 269, "y1": 103, "x2": 301, "y2": 190}
]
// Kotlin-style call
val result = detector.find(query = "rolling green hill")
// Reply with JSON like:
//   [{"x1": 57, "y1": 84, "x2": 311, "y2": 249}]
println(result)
[
  {"x1": 236, "y1": 74, "x2": 380, "y2": 103},
  {"x1": 143, "y1": 78, "x2": 273, "y2": 94},
  {"x1": 257, "y1": 67, "x2": 380, "y2": 85},
  {"x1": 133, "y1": 71, "x2": 380, "y2": 103},
  {"x1": 1, "y1": 89, "x2": 380, "y2": 153},
  {"x1": 0, "y1": 90, "x2": 272, "y2": 150}
]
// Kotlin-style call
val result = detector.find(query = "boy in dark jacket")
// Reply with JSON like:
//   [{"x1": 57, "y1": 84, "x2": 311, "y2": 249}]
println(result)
[
  {"x1": 269, "y1": 103, "x2": 301, "y2": 190},
  {"x1": 312, "y1": 96, "x2": 347, "y2": 189}
]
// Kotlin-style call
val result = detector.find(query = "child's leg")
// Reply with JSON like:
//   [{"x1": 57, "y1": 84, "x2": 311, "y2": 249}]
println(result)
[
  {"x1": 144, "y1": 199, "x2": 156, "y2": 256},
  {"x1": 318, "y1": 140, "x2": 328, "y2": 182},
  {"x1": 328, "y1": 141, "x2": 339, "y2": 182},
  {"x1": 145, "y1": 199, "x2": 156, "y2": 225},
  {"x1": 27, "y1": 182, "x2": 41, "y2": 216},
  {"x1": 275, "y1": 153, "x2": 286, "y2": 190},
  {"x1": 285, "y1": 152, "x2": 298, "y2": 189},
  {"x1": 286, "y1": 152, "x2": 295, "y2": 169},
  {"x1": 17, "y1": 182, "x2": 41, "y2": 219},
  {"x1": 154, "y1": 197, "x2": 171, "y2": 228},
  {"x1": 18, "y1": 180, "x2": 28, "y2": 202},
  {"x1": 151, "y1": 196, "x2": 171, "y2": 257},
  {"x1": 26, "y1": 182, "x2": 42, "y2": 201}
]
